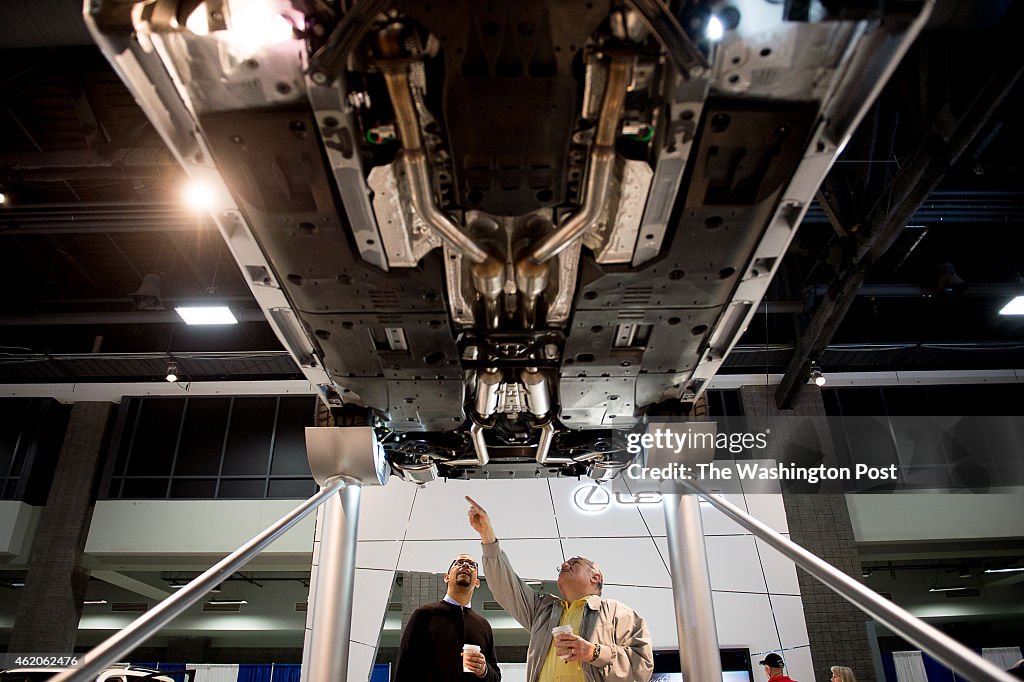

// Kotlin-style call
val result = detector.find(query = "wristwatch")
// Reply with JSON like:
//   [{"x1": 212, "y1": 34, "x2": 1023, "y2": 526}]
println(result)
[{"x1": 590, "y1": 643, "x2": 602, "y2": 662}]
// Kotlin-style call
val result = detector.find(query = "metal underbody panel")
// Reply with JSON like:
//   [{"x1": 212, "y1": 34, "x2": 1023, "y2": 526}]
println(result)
[{"x1": 85, "y1": 0, "x2": 929, "y2": 482}]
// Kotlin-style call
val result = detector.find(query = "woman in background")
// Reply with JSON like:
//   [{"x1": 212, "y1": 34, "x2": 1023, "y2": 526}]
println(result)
[{"x1": 830, "y1": 666, "x2": 856, "y2": 682}]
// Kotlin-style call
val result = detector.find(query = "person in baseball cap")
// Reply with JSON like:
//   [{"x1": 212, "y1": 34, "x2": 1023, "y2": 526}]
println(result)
[{"x1": 758, "y1": 653, "x2": 797, "y2": 682}]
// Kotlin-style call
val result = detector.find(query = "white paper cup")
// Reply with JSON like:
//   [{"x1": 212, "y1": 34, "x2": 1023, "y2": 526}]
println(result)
[
  {"x1": 552, "y1": 624, "x2": 573, "y2": 659},
  {"x1": 463, "y1": 644, "x2": 481, "y2": 672}
]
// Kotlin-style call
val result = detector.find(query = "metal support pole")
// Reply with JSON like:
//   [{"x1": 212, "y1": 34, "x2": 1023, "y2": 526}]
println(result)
[
  {"x1": 685, "y1": 480, "x2": 1017, "y2": 682},
  {"x1": 51, "y1": 480, "x2": 346, "y2": 682},
  {"x1": 662, "y1": 489, "x2": 723, "y2": 681},
  {"x1": 305, "y1": 478, "x2": 363, "y2": 682}
]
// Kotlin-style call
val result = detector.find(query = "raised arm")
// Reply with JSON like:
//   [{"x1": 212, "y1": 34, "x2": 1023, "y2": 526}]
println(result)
[
  {"x1": 466, "y1": 496, "x2": 543, "y2": 629},
  {"x1": 466, "y1": 495, "x2": 496, "y2": 544}
]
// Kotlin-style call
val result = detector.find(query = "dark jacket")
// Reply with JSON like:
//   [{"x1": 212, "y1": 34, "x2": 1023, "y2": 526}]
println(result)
[{"x1": 394, "y1": 600, "x2": 501, "y2": 682}]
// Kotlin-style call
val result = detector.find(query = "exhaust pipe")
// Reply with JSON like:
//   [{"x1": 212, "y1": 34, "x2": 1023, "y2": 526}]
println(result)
[
  {"x1": 378, "y1": 30, "x2": 505, "y2": 326},
  {"x1": 515, "y1": 55, "x2": 631, "y2": 319},
  {"x1": 448, "y1": 368, "x2": 502, "y2": 466}
]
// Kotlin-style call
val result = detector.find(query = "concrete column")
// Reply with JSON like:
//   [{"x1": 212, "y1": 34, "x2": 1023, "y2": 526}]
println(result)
[
  {"x1": 739, "y1": 385, "x2": 877, "y2": 681},
  {"x1": 9, "y1": 402, "x2": 114, "y2": 653}
]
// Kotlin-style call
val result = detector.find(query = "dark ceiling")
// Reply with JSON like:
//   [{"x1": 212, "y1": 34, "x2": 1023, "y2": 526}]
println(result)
[{"x1": 1, "y1": 5, "x2": 1023, "y2": 387}]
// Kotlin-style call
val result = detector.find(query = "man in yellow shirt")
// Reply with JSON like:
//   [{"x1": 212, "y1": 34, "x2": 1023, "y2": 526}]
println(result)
[{"x1": 467, "y1": 496, "x2": 653, "y2": 682}]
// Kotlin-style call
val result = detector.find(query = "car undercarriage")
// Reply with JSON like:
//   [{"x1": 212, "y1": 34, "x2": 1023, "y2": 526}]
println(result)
[{"x1": 85, "y1": 0, "x2": 930, "y2": 482}]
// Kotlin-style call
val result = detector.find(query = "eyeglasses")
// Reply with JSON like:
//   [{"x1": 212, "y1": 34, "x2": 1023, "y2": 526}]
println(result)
[
  {"x1": 450, "y1": 558, "x2": 478, "y2": 571},
  {"x1": 559, "y1": 557, "x2": 596, "y2": 573}
]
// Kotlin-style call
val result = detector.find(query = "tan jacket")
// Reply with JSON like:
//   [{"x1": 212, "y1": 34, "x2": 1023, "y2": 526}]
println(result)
[{"x1": 482, "y1": 540, "x2": 654, "y2": 682}]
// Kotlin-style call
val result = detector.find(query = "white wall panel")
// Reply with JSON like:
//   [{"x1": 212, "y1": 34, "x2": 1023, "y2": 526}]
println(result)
[
  {"x1": 743, "y1": 494, "x2": 789, "y2": 533},
  {"x1": 561, "y1": 537, "x2": 671, "y2": 588},
  {"x1": 350, "y1": 568, "x2": 394, "y2": 647},
  {"x1": 480, "y1": 539, "x2": 565, "y2": 581},
  {"x1": 600, "y1": 585, "x2": 677, "y2": 650},
  {"x1": 405, "y1": 479, "x2": 558, "y2": 540},
  {"x1": 770, "y1": 594, "x2": 811, "y2": 652},
  {"x1": 755, "y1": 536, "x2": 800, "y2": 595},
  {"x1": 357, "y1": 483, "x2": 418, "y2": 540},
  {"x1": 704, "y1": 535, "x2": 769, "y2": 594},
  {"x1": 778, "y1": 645, "x2": 814, "y2": 682},
  {"x1": 347, "y1": 640, "x2": 377, "y2": 682},
  {"x1": 354, "y1": 540, "x2": 402, "y2": 570},
  {"x1": 712, "y1": 591, "x2": 781, "y2": 657},
  {"x1": 700, "y1": 494, "x2": 753, "y2": 536}
]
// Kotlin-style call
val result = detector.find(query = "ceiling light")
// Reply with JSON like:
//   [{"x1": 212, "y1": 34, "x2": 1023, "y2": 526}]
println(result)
[
  {"x1": 984, "y1": 567, "x2": 1024, "y2": 574},
  {"x1": 928, "y1": 586, "x2": 968, "y2": 593},
  {"x1": 206, "y1": 600, "x2": 247, "y2": 605},
  {"x1": 175, "y1": 305, "x2": 238, "y2": 325},
  {"x1": 862, "y1": 568, "x2": 872, "y2": 578},
  {"x1": 808, "y1": 363, "x2": 826, "y2": 387},
  {"x1": 84, "y1": 600, "x2": 108, "y2": 605},
  {"x1": 182, "y1": 181, "x2": 218, "y2": 212},
  {"x1": 0, "y1": 192, "x2": 7, "y2": 205},
  {"x1": 999, "y1": 296, "x2": 1024, "y2": 315},
  {"x1": 165, "y1": 361, "x2": 178, "y2": 383},
  {"x1": 958, "y1": 567, "x2": 971, "y2": 579},
  {"x1": 705, "y1": 15, "x2": 725, "y2": 42}
]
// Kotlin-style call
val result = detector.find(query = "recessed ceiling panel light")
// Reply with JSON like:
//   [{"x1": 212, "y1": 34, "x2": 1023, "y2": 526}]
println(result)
[
  {"x1": 175, "y1": 306, "x2": 238, "y2": 325},
  {"x1": 928, "y1": 586, "x2": 968, "y2": 592},
  {"x1": 999, "y1": 296, "x2": 1024, "y2": 315},
  {"x1": 984, "y1": 567, "x2": 1024, "y2": 574}
]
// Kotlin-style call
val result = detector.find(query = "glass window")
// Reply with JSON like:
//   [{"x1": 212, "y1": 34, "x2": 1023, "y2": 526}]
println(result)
[
  {"x1": 880, "y1": 386, "x2": 930, "y2": 416},
  {"x1": 111, "y1": 398, "x2": 141, "y2": 477},
  {"x1": 170, "y1": 479, "x2": 218, "y2": 498},
  {"x1": 268, "y1": 478, "x2": 318, "y2": 498},
  {"x1": 221, "y1": 398, "x2": 277, "y2": 476},
  {"x1": 121, "y1": 478, "x2": 170, "y2": 498},
  {"x1": 0, "y1": 399, "x2": 30, "y2": 477},
  {"x1": 175, "y1": 398, "x2": 230, "y2": 476},
  {"x1": 834, "y1": 387, "x2": 886, "y2": 416},
  {"x1": 218, "y1": 478, "x2": 267, "y2": 498},
  {"x1": 270, "y1": 397, "x2": 315, "y2": 476},
  {"x1": 127, "y1": 398, "x2": 185, "y2": 476}
]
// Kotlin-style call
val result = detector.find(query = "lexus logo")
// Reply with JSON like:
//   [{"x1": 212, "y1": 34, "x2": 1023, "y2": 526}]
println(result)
[
  {"x1": 573, "y1": 485, "x2": 667, "y2": 513},
  {"x1": 573, "y1": 485, "x2": 611, "y2": 513}
]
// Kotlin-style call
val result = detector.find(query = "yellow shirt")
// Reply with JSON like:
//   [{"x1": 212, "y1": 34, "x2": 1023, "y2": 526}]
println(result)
[{"x1": 538, "y1": 597, "x2": 588, "y2": 682}]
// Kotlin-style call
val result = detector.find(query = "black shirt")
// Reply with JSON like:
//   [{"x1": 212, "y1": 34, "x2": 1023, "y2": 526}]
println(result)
[{"x1": 394, "y1": 600, "x2": 501, "y2": 682}]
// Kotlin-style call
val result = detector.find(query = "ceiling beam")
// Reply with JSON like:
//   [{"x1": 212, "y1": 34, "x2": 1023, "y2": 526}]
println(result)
[
  {"x1": 776, "y1": 53, "x2": 1024, "y2": 408},
  {"x1": 91, "y1": 569, "x2": 171, "y2": 601}
]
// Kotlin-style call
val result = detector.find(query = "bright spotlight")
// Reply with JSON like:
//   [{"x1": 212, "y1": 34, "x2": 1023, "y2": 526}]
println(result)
[
  {"x1": 998, "y1": 295, "x2": 1024, "y2": 315},
  {"x1": 705, "y1": 15, "x2": 725, "y2": 42},
  {"x1": 182, "y1": 181, "x2": 217, "y2": 212},
  {"x1": 809, "y1": 365, "x2": 826, "y2": 387},
  {"x1": 0, "y1": 192, "x2": 7, "y2": 205},
  {"x1": 165, "y1": 361, "x2": 179, "y2": 383}
]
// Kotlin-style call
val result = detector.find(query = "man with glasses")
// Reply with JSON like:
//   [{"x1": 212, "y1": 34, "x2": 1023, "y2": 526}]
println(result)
[
  {"x1": 394, "y1": 553, "x2": 501, "y2": 681},
  {"x1": 466, "y1": 496, "x2": 653, "y2": 682}
]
